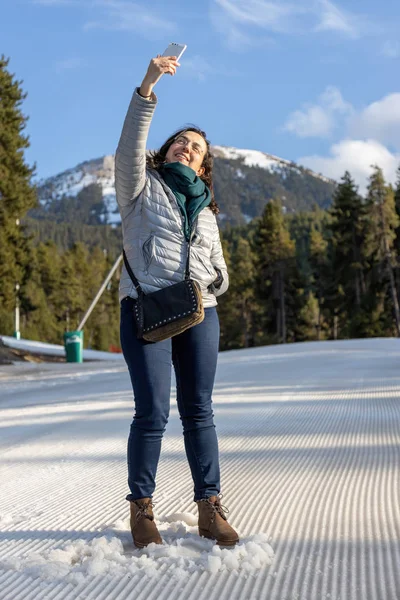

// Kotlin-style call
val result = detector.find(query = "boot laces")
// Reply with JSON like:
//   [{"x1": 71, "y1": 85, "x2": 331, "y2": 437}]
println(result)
[
  {"x1": 203, "y1": 494, "x2": 229, "y2": 523},
  {"x1": 134, "y1": 499, "x2": 155, "y2": 521}
]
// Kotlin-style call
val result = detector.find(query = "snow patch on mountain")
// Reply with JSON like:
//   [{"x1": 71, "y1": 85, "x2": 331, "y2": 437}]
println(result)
[
  {"x1": 38, "y1": 155, "x2": 119, "y2": 225},
  {"x1": 213, "y1": 145, "x2": 292, "y2": 172},
  {"x1": 213, "y1": 145, "x2": 333, "y2": 184}
]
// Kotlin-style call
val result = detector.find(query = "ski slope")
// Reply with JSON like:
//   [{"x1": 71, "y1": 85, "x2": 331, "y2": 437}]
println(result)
[
  {"x1": 1, "y1": 335, "x2": 124, "y2": 361},
  {"x1": 0, "y1": 339, "x2": 400, "y2": 600}
]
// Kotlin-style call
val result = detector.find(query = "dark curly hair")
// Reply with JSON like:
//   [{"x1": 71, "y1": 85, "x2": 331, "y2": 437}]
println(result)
[{"x1": 146, "y1": 126, "x2": 219, "y2": 215}]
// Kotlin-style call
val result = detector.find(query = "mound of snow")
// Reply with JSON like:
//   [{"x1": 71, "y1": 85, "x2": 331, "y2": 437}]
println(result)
[{"x1": 1, "y1": 514, "x2": 274, "y2": 586}]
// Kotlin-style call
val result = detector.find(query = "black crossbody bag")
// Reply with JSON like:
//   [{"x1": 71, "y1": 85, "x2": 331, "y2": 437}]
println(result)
[{"x1": 122, "y1": 237, "x2": 204, "y2": 343}]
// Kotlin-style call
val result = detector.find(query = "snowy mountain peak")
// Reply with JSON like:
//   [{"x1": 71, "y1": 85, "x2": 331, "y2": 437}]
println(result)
[
  {"x1": 36, "y1": 146, "x2": 335, "y2": 226},
  {"x1": 37, "y1": 155, "x2": 120, "y2": 224},
  {"x1": 212, "y1": 145, "x2": 333, "y2": 184},
  {"x1": 212, "y1": 145, "x2": 294, "y2": 170}
]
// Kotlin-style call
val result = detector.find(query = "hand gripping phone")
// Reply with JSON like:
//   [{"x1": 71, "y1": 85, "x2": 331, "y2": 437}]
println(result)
[{"x1": 162, "y1": 42, "x2": 187, "y2": 61}]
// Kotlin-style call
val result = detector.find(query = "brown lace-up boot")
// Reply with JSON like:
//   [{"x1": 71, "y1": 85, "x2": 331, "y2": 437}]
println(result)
[
  {"x1": 197, "y1": 495, "x2": 239, "y2": 546},
  {"x1": 129, "y1": 498, "x2": 163, "y2": 548}
]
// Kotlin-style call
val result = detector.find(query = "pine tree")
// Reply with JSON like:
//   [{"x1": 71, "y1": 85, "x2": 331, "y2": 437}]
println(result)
[
  {"x1": 213, "y1": 236, "x2": 236, "y2": 350},
  {"x1": 364, "y1": 166, "x2": 400, "y2": 336},
  {"x1": 32, "y1": 242, "x2": 63, "y2": 342},
  {"x1": 222, "y1": 237, "x2": 258, "y2": 348},
  {"x1": 309, "y1": 225, "x2": 329, "y2": 339},
  {"x1": 22, "y1": 244, "x2": 60, "y2": 342},
  {"x1": 253, "y1": 200, "x2": 296, "y2": 343},
  {"x1": 57, "y1": 243, "x2": 91, "y2": 332},
  {"x1": 0, "y1": 56, "x2": 37, "y2": 333},
  {"x1": 394, "y1": 166, "x2": 400, "y2": 215},
  {"x1": 296, "y1": 291, "x2": 320, "y2": 340},
  {"x1": 329, "y1": 172, "x2": 366, "y2": 337},
  {"x1": 393, "y1": 166, "x2": 400, "y2": 307}
]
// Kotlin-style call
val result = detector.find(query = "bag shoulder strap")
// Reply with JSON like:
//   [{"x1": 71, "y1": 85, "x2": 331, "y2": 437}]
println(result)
[{"x1": 122, "y1": 250, "x2": 144, "y2": 295}]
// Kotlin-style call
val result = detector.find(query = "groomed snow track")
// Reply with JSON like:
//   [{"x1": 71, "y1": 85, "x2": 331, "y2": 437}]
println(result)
[{"x1": 0, "y1": 339, "x2": 399, "y2": 600}]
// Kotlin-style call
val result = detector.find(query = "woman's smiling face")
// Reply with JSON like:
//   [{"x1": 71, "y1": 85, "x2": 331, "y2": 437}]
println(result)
[{"x1": 164, "y1": 131, "x2": 207, "y2": 176}]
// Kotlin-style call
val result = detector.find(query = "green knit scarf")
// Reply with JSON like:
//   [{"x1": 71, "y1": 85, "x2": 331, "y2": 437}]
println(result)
[{"x1": 159, "y1": 162, "x2": 211, "y2": 241}]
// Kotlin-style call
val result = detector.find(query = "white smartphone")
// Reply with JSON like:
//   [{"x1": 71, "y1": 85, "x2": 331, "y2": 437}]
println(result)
[{"x1": 162, "y1": 42, "x2": 187, "y2": 61}]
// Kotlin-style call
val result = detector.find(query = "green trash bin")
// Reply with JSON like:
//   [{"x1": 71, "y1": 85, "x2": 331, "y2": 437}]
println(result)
[{"x1": 64, "y1": 330, "x2": 83, "y2": 363}]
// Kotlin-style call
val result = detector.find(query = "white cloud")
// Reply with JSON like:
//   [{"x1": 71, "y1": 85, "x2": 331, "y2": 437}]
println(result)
[
  {"x1": 181, "y1": 56, "x2": 215, "y2": 83},
  {"x1": 33, "y1": 0, "x2": 77, "y2": 4},
  {"x1": 211, "y1": 0, "x2": 366, "y2": 46},
  {"x1": 213, "y1": 0, "x2": 297, "y2": 32},
  {"x1": 320, "y1": 86, "x2": 352, "y2": 113},
  {"x1": 286, "y1": 90, "x2": 400, "y2": 192},
  {"x1": 55, "y1": 58, "x2": 88, "y2": 72},
  {"x1": 181, "y1": 56, "x2": 240, "y2": 82},
  {"x1": 211, "y1": 20, "x2": 259, "y2": 52},
  {"x1": 284, "y1": 106, "x2": 333, "y2": 138},
  {"x1": 84, "y1": 1, "x2": 176, "y2": 35},
  {"x1": 315, "y1": 0, "x2": 359, "y2": 38},
  {"x1": 299, "y1": 139, "x2": 400, "y2": 193},
  {"x1": 381, "y1": 41, "x2": 400, "y2": 59},
  {"x1": 283, "y1": 86, "x2": 353, "y2": 138},
  {"x1": 210, "y1": 2, "x2": 273, "y2": 51},
  {"x1": 33, "y1": 0, "x2": 176, "y2": 36},
  {"x1": 350, "y1": 94, "x2": 400, "y2": 150}
]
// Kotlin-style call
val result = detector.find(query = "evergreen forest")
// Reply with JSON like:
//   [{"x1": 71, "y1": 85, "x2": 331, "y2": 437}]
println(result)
[{"x1": 2, "y1": 56, "x2": 400, "y2": 353}]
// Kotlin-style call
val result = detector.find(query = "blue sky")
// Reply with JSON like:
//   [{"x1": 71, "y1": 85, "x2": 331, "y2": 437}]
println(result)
[{"x1": 2, "y1": 0, "x2": 400, "y2": 192}]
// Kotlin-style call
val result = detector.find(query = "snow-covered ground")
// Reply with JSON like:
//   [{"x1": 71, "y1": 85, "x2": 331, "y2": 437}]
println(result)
[
  {"x1": 1, "y1": 338, "x2": 400, "y2": 600},
  {"x1": 1, "y1": 336, "x2": 124, "y2": 362}
]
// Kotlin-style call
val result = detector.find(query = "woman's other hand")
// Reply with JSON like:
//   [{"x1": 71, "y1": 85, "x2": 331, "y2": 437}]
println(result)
[{"x1": 139, "y1": 55, "x2": 180, "y2": 98}]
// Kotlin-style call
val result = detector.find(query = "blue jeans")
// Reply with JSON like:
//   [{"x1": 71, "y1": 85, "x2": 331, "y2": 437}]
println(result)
[{"x1": 120, "y1": 297, "x2": 221, "y2": 502}]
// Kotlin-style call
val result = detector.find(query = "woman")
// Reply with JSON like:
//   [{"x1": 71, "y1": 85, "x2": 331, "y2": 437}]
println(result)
[{"x1": 115, "y1": 54, "x2": 238, "y2": 548}]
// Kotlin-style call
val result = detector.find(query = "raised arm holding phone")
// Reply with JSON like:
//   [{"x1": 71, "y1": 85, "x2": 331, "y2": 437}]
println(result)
[
  {"x1": 138, "y1": 55, "x2": 180, "y2": 98},
  {"x1": 115, "y1": 47, "x2": 238, "y2": 549}
]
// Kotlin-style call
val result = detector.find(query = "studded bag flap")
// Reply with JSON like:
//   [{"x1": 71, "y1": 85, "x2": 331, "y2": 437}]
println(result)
[{"x1": 122, "y1": 230, "x2": 204, "y2": 342}]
